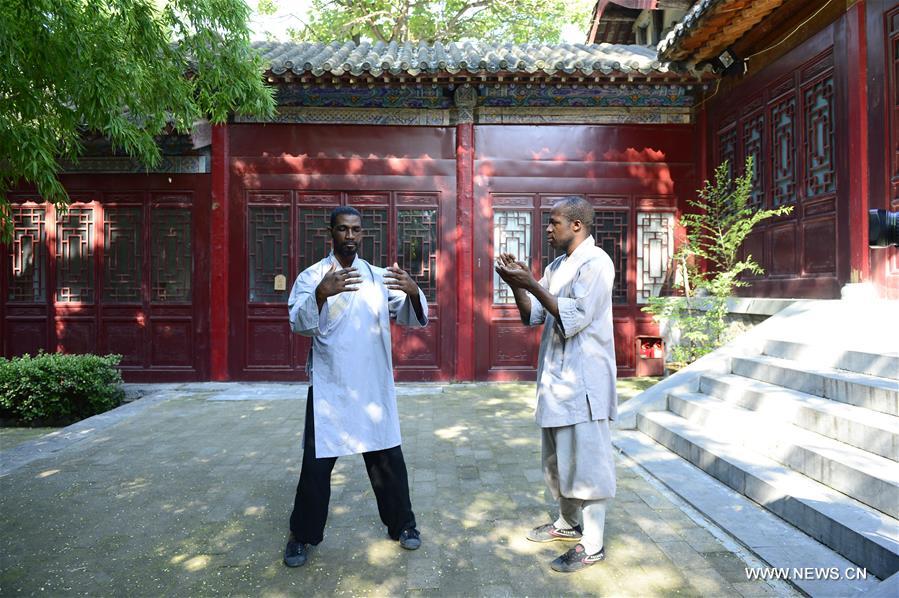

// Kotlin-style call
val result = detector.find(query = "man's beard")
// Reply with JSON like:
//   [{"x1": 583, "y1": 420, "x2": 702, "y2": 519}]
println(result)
[{"x1": 336, "y1": 243, "x2": 357, "y2": 258}]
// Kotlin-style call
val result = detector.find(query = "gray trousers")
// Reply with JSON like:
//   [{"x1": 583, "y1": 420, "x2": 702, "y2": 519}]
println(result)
[{"x1": 542, "y1": 418, "x2": 616, "y2": 554}]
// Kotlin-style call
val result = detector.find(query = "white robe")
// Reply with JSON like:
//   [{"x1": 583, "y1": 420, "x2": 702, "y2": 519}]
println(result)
[{"x1": 288, "y1": 253, "x2": 428, "y2": 458}]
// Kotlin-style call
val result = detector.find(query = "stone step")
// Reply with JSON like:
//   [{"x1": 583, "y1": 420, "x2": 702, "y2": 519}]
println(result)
[
  {"x1": 763, "y1": 339, "x2": 899, "y2": 380},
  {"x1": 613, "y1": 430, "x2": 881, "y2": 597},
  {"x1": 668, "y1": 390, "x2": 899, "y2": 518},
  {"x1": 699, "y1": 373, "x2": 899, "y2": 461},
  {"x1": 731, "y1": 355, "x2": 899, "y2": 415},
  {"x1": 636, "y1": 409, "x2": 899, "y2": 580}
]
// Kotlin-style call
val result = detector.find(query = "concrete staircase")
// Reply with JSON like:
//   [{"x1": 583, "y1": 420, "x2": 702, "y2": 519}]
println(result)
[{"x1": 633, "y1": 337, "x2": 899, "y2": 585}]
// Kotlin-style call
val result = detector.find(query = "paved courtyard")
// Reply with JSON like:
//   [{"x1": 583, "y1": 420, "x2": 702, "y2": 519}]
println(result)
[{"x1": 0, "y1": 383, "x2": 793, "y2": 597}]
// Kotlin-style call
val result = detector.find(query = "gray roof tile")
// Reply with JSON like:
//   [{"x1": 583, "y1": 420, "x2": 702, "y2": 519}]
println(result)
[{"x1": 254, "y1": 40, "x2": 690, "y2": 79}]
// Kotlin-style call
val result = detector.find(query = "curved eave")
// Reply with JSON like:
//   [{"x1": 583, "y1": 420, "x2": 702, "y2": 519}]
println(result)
[{"x1": 658, "y1": 0, "x2": 788, "y2": 63}]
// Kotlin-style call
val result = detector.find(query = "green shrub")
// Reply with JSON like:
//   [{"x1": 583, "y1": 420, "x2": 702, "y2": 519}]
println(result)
[
  {"x1": 643, "y1": 157, "x2": 792, "y2": 364},
  {"x1": 0, "y1": 352, "x2": 124, "y2": 424}
]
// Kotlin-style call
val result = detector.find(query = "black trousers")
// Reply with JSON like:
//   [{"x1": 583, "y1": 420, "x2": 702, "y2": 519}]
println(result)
[{"x1": 289, "y1": 387, "x2": 416, "y2": 545}]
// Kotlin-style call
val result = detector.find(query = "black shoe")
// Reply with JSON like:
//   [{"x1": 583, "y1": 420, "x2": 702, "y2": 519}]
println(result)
[
  {"x1": 398, "y1": 527, "x2": 421, "y2": 550},
  {"x1": 283, "y1": 536, "x2": 309, "y2": 567},
  {"x1": 550, "y1": 544, "x2": 605, "y2": 573},
  {"x1": 526, "y1": 522, "x2": 584, "y2": 543}
]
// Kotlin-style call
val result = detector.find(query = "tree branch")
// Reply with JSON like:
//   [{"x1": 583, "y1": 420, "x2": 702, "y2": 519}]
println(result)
[
  {"x1": 392, "y1": 0, "x2": 411, "y2": 41},
  {"x1": 445, "y1": 0, "x2": 491, "y2": 34}
]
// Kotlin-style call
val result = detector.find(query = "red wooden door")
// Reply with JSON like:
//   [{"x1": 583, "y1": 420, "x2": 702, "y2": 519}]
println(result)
[
  {"x1": 472, "y1": 124, "x2": 694, "y2": 380},
  {"x1": 2, "y1": 175, "x2": 210, "y2": 381},
  {"x1": 473, "y1": 192, "x2": 679, "y2": 380},
  {"x1": 239, "y1": 190, "x2": 447, "y2": 380},
  {"x1": 474, "y1": 193, "x2": 639, "y2": 380},
  {"x1": 228, "y1": 124, "x2": 457, "y2": 381}
]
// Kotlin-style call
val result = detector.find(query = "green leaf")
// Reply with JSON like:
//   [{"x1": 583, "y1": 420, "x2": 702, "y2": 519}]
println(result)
[{"x1": 0, "y1": 0, "x2": 275, "y2": 243}]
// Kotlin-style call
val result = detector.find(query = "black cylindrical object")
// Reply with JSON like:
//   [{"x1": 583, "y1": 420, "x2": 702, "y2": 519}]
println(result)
[{"x1": 868, "y1": 209, "x2": 899, "y2": 248}]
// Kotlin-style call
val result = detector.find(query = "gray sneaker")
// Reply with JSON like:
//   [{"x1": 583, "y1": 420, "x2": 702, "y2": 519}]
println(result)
[{"x1": 526, "y1": 523, "x2": 583, "y2": 543}]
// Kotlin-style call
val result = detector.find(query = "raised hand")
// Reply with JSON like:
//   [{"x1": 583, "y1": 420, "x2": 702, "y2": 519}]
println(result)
[
  {"x1": 384, "y1": 262, "x2": 419, "y2": 296},
  {"x1": 494, "y1": 252, "x2": 534, "y2": 289},
  {"x1": 316, "y1": 262, "x2": 362, "y2": 301}
]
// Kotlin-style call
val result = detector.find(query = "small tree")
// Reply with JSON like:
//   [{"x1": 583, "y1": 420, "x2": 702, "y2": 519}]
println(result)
[{"x1": 644, "y1": 157, "x2": 792, "y2": 364}]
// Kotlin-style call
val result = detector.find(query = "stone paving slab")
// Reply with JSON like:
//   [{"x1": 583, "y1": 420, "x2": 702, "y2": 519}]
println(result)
[{"x1": 1, "y1": 383, "x2": 795, "y2": 597}]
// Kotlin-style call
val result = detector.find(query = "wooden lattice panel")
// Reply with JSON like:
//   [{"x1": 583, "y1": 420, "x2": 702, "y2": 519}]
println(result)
[
  {"x1": 803, "y1": 75, "x2": 836, "y2": 198},
  {"x1": 151, "y1": 208, "x2": 192, "y2": 303},
  {"x1": 397, "y1": 209, "x2": 438, "y2": 303},
  {"x1": 493, "y1": 210, "x2": 531, "y2": 304},
  {"x1": 636, "y1": 212, "x2": 674, "y2": 304},
  {"x1": 8, "y1": 206, "x2": 46, "y2": 303},
  {"x1": 102, "y1": 206, "x2": 143, "y2": 303},
  {"x1": 248, "y1": 206, "x2": 290, "y2": 303},
  {"x1": 771, "y1": 94, "x2": 797, "y2": 206},
  {"x1": 56, "y1": 207, "x2": 95, "y2": 303},
  {"x1": 359, "y1": 208, "x2": 389, "y2": 270},
  {"x1": 742, "y1": 111, "x2": 765, "y2": 209}
]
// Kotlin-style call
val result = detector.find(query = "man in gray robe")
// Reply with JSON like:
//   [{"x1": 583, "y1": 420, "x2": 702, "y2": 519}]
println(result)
[
  {"x1": 495, "y1": 195, "x2": 617, "y2": 573},
  {"x1": 283, "y1": 206, "x2": 428, "y2": 567}
]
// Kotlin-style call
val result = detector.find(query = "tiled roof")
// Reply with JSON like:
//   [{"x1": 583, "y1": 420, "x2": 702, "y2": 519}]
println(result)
[
  {"x1": 254, "y1": 41, "x2": 695, "y2": 80},
  {"x1": 658, "y1": 0, "x2": 787, "y2": 62}
]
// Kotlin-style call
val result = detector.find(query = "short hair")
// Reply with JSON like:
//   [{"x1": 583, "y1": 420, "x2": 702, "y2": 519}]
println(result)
[
  {"x1": 329, "y1": 206, "x2": 362, "y2": 228},
  {"x1": 554, "y1": 196, "x2": 593, "y2": 232}
]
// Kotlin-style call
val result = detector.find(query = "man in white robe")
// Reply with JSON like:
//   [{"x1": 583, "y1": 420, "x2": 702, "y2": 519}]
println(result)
[
  {"x1": 495, "y1": 196, "x2": 617, "y2": 573},
  {"x1": 283, "y1": 206, "x2": 428, "y2": 568}
]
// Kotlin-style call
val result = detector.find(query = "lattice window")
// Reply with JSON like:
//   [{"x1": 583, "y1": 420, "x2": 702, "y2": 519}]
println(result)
[
  {"x1": 594, "y1": 211, "x2": 629, "y2": 304},
  {"x1": 8, "y1": 206, "x2": 46, "y2": 302},
  {"x1": 103, "y1": 207, "x2": 143, "y2": 303},
  {"x1": 636, "y1": 212, "x2": 674, "y2": 304},
  {"x1": 804, "y1": 76, "x2": 836, "y2": 197},
  {"x1": 298, "y1": 208, "x2": 332, "y2": 272},
  {"x1": 151, "y1": 208, "x2": 192, "y2": 302},
  {"x1": 248, "y1": 206, "x2": 290, "y2": 303},
  {"x1": 56, "y1": 207, "x2": 95, "y2": 303},
  {"x1": 742, "y1": 113, "x2": 765, "y2": 209},
  {"x1": 493, "y1": 210, "x2": 531, "y2": 304},
  {"x1": 718, "y1": 126, "x2": 738, "y2": 183},
  {"x1": 539, "y1": 211, "x2": 628, "y2": 304},
  {"x1": 397, "y1": 209, "x2": 438, "y2": 302},
  {"x1": 359, "y1": 208, "x2": 389, "y2": 267},
  {"x1": 771, "y1": 96, "x2": 796, "y2": 206},
  {"x1": 539, "y1": 212, "x2": 563, "y2": 275}
]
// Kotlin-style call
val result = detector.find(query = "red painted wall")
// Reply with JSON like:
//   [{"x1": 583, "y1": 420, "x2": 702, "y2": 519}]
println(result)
[
  {"x1": 4, "y1": 122, "x2": 701, "y2": 382},
  {"x1": 702, "y1": 12, "x2": 864, "y2": 299}
]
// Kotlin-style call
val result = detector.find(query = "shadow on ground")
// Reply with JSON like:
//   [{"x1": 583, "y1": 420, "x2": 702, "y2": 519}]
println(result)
[{"x1": 0, "y1": 382, "x2": 787, "y2": 597}]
